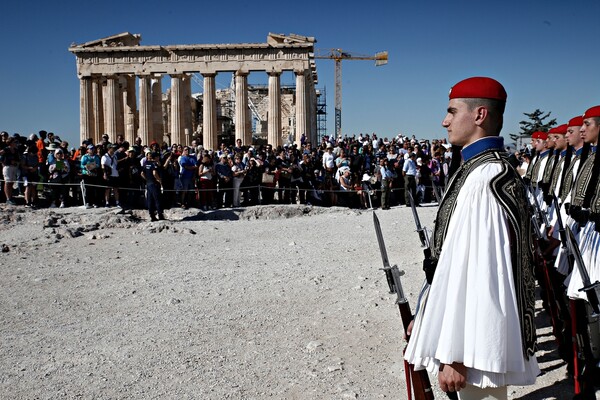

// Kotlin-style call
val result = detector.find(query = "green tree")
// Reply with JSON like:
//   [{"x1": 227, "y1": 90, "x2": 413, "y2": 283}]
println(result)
[{"x1": 509, "y1": 109, "x2": 557, "y2": 144}]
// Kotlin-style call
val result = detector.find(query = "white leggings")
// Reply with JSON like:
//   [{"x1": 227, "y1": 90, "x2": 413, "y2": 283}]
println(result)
[{"x1": 457, "y1": 384, "x2": 507, "y2": 400}]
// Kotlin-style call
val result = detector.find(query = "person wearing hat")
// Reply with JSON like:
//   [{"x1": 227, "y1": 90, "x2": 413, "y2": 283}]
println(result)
[
  {"x1": 523, "y1": 131, "x2": 545, "y2": 188},
  {"x1": 563, "y1": 106, "x2": 600, "y2": 397},
  {"x1": 566, "y1": 105, "x2": 600, "y2": 229},
  {"x1": 45, "y1": 143, "x2": 59, "y2": 165},
  {"x1": 80, "y1": 145, "x2": 101, "y2": 208},
  {"x1": 120, "y1": 147, "x2": 143, "y2": 210},
  {"x1": 404, "y1": 77, "x2": 539, "y2": 399},
  {"x1": 545, "y1": 124, "x2": 568, "y2": 206},
  {"x1": 530, "y1": 131, "x2": 552, "y2": 201},
  {"x1": 538, "y1": 125, "x2": 566, "y2": 207},
  {"x1": 557, "y1": 116, "x2": 585, "y2": 205},
  {"x1": 322, "y1": 143, "x2": 335, "y2": 177},
  {"x1": 47, "y1": 148, "x2": 70, "y2": 208},
  {"x1": 141, "y1": 152, "x2": 165, "y2": 221}
]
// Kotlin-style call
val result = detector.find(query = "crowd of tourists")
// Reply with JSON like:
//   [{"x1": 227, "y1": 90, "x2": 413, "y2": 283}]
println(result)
[{"x1": 0, "y1": 130, "x2": 456, "y2": 214}]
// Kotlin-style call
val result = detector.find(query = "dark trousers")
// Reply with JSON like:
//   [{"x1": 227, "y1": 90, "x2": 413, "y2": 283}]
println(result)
[
  {"x1": 380, "y1": 179, "x2": 391, "y2": 209},
  {"x1": 404, "y1": 175, "x2": 417, "y2": 205},
  {"x1": 217, "y1": 178, "x2": 233, "y2": 208},
  {"x1": 83, "y1": 175, "x2": 100, "y2": 206},
  {"x1": 198, "y1": 179, "x2": 214, "y2": 209},
  {"x1": 146, "y1": 184, "x2": 162, "y2": 216}
]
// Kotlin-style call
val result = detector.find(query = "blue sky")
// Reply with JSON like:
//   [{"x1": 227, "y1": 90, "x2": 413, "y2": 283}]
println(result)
[{"x1": 1, "y1": 0, "x2": 599, "y2": 147}]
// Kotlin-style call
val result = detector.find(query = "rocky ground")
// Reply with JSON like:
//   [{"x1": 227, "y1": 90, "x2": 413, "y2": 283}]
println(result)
[{"x1": 0, "y1": 203, "x2": 596, "y2": 399}]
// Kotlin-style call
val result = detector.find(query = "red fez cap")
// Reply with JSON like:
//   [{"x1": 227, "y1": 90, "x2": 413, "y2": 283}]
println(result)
[
  {"x1": 532, "y1": 131, "x2": 548, "y2": 140},
  {"x1": 449, "y1": 77, "x2": 507, "y2": 101},
  {"x1": 583, "y1": 105, "x2": 600, "y2": 119},
  {"x1": 548, "y1": 124, "x2": 567, "y2": 135},
  {"x1": 568, "y1": 116, "x2": 584, "y2": 127}
]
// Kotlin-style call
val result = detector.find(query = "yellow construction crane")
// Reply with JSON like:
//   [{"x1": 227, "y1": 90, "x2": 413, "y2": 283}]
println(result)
[{"x1": 315, "y1": 49, "x2": 388, "y2": 138}]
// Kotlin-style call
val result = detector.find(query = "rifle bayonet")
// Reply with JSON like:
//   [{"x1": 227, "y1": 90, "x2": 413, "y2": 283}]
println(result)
[
  {"x1": 373, "y1": 211, "x2": 396, "y2": 294},
  {"x1": 408, "y1": 191, "x2": 429, "y2": 248}
]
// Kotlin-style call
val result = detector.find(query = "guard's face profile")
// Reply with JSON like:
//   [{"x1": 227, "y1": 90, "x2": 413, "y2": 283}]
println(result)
[
  {"x1": 442, "y1": 99, "x2": 477, "y2": 147},
  {"x1": 580, "y1": 117, "x2": 600, "y2": 144}
]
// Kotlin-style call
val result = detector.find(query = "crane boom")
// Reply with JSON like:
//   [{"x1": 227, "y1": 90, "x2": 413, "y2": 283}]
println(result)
[{"x1": 315, "y1": 49, "x2": 388, "y2": 138}]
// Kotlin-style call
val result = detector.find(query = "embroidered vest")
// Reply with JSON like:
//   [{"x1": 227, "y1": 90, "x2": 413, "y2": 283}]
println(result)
[
  {"x1": 530, "y1": 153, "x2": 547, "y2": 188},
  {"x1": 559, "y1": 153, "x2": 580, "y2": 201},
  {"x1": 431, "y1": 149, "x2": 537, "y2": 359},
  {"x1": 524, "y1": 154, "x2": 537, "y2": 181},
  {"x1": 541, "y1": 152, "x2": 557, "y2": 185},
  {"x1": 571, "y1": 152, "x2": 596, "y2": 207}
]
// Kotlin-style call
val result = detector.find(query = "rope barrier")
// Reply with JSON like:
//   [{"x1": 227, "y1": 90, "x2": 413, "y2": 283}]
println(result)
[{"x1": 0, "y1": 177, "x2": 446, "y2": 199}]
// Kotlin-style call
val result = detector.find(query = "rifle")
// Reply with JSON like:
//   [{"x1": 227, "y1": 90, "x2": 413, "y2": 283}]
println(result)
[
  {"x1": 408, "y1": 191, "x2": 438, "y2": 286},
  {"x1": 564, "y1": 226, "x2": 600, "y2": 316},
  {"x1": 373, "y1": 211, "x2": 398, "y2": 294},
  {"x1": 373, "y1": 212, "x2": 434, "y2": 400},
  {"x1": 527, "y1": 182, "x2": 550, "y2": 229},
  {"x1": 552, "y1": 195, "x2": 575, "y2": 271},
  {"x1": 408, "y1": 191, "x2": 429, "y2": 248},
  {"x1": 524, "y1": 189, "x2": 563, "y2": 350},
  {"x1": 553, "y1": 196, "x2": 600, "y2": 395}
]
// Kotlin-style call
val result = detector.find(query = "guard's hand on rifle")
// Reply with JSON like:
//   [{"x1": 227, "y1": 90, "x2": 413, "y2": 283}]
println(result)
[
  {"x1": 404, "y1": 319, "x2": 414, "y2": 340},
  {"x1": 439, "y1": 362, "x2": 467, "y2": 394}
]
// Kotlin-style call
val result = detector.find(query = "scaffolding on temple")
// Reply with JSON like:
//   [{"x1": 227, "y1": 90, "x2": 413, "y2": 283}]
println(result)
[{"x1": 316, "y1": 87, "x2": 327, "y2": 144}]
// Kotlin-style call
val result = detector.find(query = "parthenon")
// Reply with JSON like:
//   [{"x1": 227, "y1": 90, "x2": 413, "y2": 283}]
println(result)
[{"x1": 69, "y1": 32, "x2": 318, "y2": 149}]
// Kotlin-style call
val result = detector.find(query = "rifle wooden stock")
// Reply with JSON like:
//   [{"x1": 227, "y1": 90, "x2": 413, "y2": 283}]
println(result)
[{"x1": 396, "y1": 293, "x2": 434, "y2": 400}]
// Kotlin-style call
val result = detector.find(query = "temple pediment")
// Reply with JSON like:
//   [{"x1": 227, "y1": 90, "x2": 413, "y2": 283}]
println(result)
[
  {"x1": 73, "y1": 32, "x2": 142, "y2": 48},
  {"x1": 267, "y1": 33, "x2": 316, "y2": 46}
]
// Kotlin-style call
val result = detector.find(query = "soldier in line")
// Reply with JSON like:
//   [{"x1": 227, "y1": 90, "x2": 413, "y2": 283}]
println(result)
[{"x1": 404, "y1": 77, "x2": 539, "y2": 399}]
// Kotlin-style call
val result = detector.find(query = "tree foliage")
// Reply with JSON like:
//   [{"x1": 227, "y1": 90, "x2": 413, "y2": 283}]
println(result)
[{"x1": 509, "y1": 109, "x2": 557, "y2": 143}]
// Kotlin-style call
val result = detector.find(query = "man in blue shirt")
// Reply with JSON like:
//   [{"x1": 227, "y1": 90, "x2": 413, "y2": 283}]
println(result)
[
  {"x1": 178, "y1": 146, "x2": 197, "y2": 209},
  {"x1": 403, "y1": 152, "x2": 418, "y2": 206},
  {"x1": 377, "y1": 158, "x2": 393, "y2": 209}
]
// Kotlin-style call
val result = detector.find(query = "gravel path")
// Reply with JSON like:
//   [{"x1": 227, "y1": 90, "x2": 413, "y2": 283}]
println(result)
[{"x1": 0, "y1": 204, "x2": 590, "y2": 399}]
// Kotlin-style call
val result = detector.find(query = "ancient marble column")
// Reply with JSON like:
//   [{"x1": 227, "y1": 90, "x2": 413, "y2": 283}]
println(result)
[
  {"x1": 235, "y1": 71, "x2": 250, "y2": 146},
  {"x1": 182, "y1": 75, "x2": 193, "y2": 146},
  {"x1": 104, "y1": 75, "x2": 119, "y2": 142},
  {"x1": 202, "y1": 73, "x2": 217, "y2": 151},
  {"x1": 79, "y1": 77, "x2": 93, "y2": 145},
  {"x1": 170, "y1": 74, "x2": 183, "y2": 145},
  {"x1": 294, "y1": 69, "x2": 307, "y2": 147},
  {"x1": 124, "y1": 75, "x2": 137, "y2": 144},
  {"x1": 92, "y1": 77, "x2": 104, "y2": 145},
  {"x1": 151, "y1": 76, "x2": 163, "y2": 145},
  {"x1": 138, "y1": 75, "x2": 153, "y2": 146},
  {"x1": 117, "y1": 77, "x2": 126, "y2": 140},
  {"x1": 267, "y1": 71, "x2": 281, "y2": 147}
]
